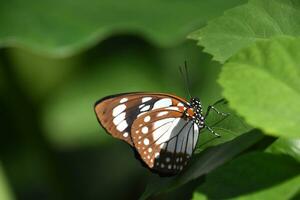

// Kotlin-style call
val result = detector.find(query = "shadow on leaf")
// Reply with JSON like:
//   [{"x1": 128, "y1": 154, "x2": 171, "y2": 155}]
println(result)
[{"x1": 194, "y1": 152, "x2": 300, "y2": 199}]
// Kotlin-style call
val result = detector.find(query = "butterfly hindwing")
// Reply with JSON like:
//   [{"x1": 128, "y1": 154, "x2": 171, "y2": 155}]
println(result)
[{"x1": 131, "y1": 109, "x2": 199, "y2": 175}]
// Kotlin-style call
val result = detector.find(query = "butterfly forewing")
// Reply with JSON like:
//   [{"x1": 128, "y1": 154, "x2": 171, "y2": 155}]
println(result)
[{"x1": 94, "y1": 93, "x2": 187, "y2": 145}]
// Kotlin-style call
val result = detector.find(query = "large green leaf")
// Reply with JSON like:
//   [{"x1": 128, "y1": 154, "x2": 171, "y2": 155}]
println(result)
[
  {"x1": 140, "y1": 130, "x2": 263, "y2": 199},
  {"x1": 219, "y1": 37, "x2": 300, "y2": 138},
  {"x1": 267, "y1": 137, "x2": 300, "y2": 162},
  {"x1": 0, "y1": 0, "x2": 246, "y2": 57},
  {"x1": 196, "y1": 101, "x2": 252, "y2": 152},
  {"x1": 189, "y1": 0, "x2": 300, "y2": 63},
  {"x1": 192, "y1": 152, "x2": 300, "y2": 200},
  {"x1": 156, "y1": 41, "x2": 224, "y2": 109}
]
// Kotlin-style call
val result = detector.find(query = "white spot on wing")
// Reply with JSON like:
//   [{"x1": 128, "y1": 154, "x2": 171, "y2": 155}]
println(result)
[
  {"x1": 153, "y1": 98, "x2": 172, "y2": 109},
  {"x1": 120, "y1": 98, "x2": 128, "y2": 103},
  {"x1": 112, "y1": 104, "x2": 126, "y2": 117},
  {"x1": 113, "y1": 112, "x2": 125, "y2": 125},
  {"x1": 140, "y1": 105, "x2": 150, "y2": 112},
  {"x1": 177, "y1": 102, "x2": 184, "y2": 107},
  {"x1": 142, "y1": 97, "x2": 152, "y2": 103},
  {"x1": 144, "y1": 138, "x2": 150, "y2": 145},
  {"x1": 166, "y1": 107, "x2": 179, "y2": 111},
  {"x1": 123, "y1": 132, "x2": 129, "y2": 137},
  {"x1": 116, "y1": 120, "x2": 128, "y2": 132},
  {"x1": 157, "y1": 111, "x2": 168, "y2": 117},
  {"x1": 142, "y1": 127, "x2": 148, "y2": 134},
  {"x1": 144, "y1": 116, "x2": 151, "y2": 122}
]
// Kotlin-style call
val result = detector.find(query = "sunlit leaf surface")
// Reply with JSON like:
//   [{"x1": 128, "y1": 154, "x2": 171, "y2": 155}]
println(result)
[
  {"x1": 189, "y1": 0, "x2": 300, "y2": 62},
  {"x1": 219, "y1": 37, "x2": 300, "y2": 138}
]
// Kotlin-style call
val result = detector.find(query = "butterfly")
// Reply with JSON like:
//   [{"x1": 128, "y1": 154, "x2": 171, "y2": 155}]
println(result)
[{"x1": 94, "y1": 92, "x2": 228, "y2": 176}]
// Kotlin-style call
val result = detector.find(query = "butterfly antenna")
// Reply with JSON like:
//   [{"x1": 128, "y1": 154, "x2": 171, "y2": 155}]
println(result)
[
  {"x1": 184, "y1": 61, "x2": 192, "y2": 98},
  {"x1": 179, "y1": 61, "x2": 192, "y2": 99}
]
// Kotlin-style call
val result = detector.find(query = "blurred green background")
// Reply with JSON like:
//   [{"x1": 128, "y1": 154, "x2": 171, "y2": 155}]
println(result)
[
  {"x1": 4, "y1": 0, "x2": 299, "y2": 199},
  {"x1": 0, "y1": 39, "x2": 222, "y2": 199}
]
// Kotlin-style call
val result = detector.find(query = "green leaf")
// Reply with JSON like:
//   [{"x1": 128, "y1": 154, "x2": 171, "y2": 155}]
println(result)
[
  {"x1": 0, "y1": 0, "x2": 246, "y2": 57},
  {"x1": 192, "y1": 152, "x2": 300, "y2": 200},
  {"x1": 189, "y1": 0, "x2": 300, "y2": 63},
  {"x1": 196, "y1": 101, "x2": 252, "y2": 152},
  {"x1": 0, "y1": 163, "x2": 14, "y2": 200},
  {"x1": 267, "y1": 137, "x2": 300, "y2": 162},
  {"x1": 157, "y1": 41, "x2": 224, "y2": 108},
  {"x1": 140, "y1": 130, "x2": 264, "y2": 199},
  {"x1": 219, "y1": 37, "x2": 300, "y2": 138}
]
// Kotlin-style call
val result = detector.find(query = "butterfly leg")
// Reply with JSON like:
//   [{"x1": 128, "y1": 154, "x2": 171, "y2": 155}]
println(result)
[
  {"x1": 205, "y1": 105, "x2": 230, "y2": 119},
  {"x1": 203, "y1": 99, "x2": 230, "y2": 138},
  {"x1": 207, "y1": 105, "x2": 230, "y2": 117},
  {"x1": 204, "y1": 98, "x2": 230, "y2": 117},
  {"x1": 205, "y1": 125, "x2": 220, "y2": 137}
]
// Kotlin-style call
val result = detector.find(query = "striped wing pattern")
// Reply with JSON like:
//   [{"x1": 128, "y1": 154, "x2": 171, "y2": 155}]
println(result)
[
  {"x1": 131, "y1": 109, "x2": 199, "y2": 174},
  {"x1": 94, "y1": 92, "x2": 200, "y2": 175}
]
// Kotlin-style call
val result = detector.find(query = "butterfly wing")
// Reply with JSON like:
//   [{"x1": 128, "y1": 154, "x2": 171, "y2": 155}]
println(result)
[
  {"x1": 131, "y1": 108, "x2": 199, "y2": 175},
  {"x1": 94, "y1": 92, "x2": 189, "y2": 146}
]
